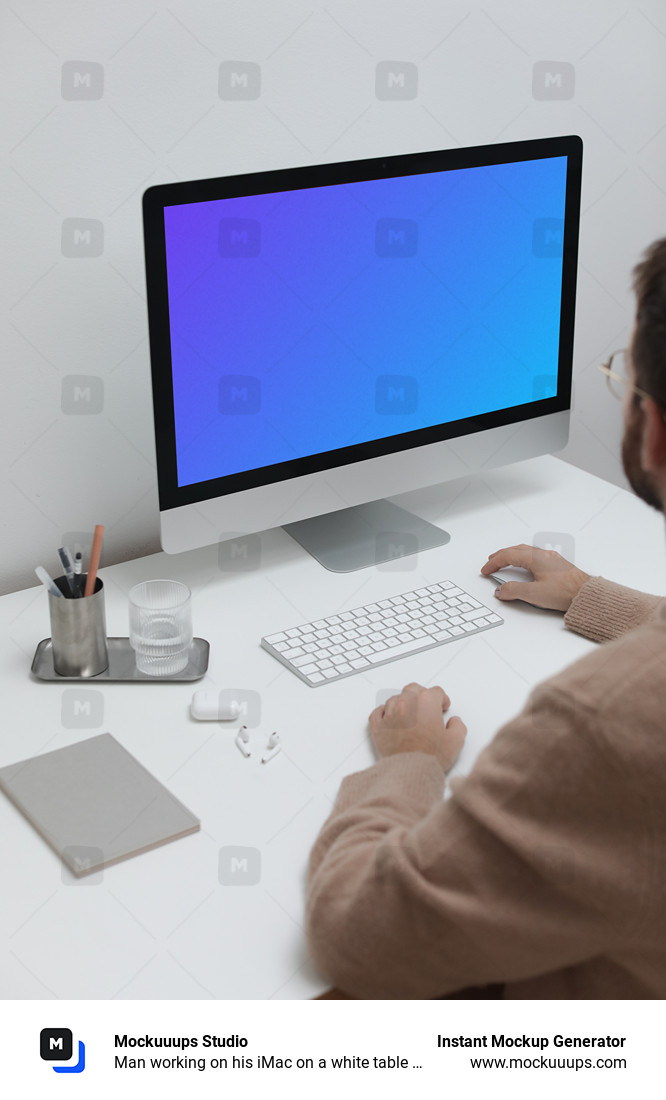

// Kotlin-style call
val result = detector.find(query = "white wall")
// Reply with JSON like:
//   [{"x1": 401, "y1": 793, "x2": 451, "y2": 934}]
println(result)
[{"x1": 2, "y1": 0, "x2": 666, "y2": 595}]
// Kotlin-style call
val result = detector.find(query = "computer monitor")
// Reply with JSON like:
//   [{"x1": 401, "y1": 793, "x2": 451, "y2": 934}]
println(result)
[{"x1": 143, "y1": 135, "x2": 582, "y2": 570}]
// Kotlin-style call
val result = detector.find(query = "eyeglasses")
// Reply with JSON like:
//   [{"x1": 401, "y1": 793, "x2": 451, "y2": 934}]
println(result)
[{"x1": 598, "y1": 349, "x2": 652, "y2": 403}]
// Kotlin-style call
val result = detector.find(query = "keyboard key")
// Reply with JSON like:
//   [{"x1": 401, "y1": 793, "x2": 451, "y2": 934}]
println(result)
[
  {"x1": 265, "y1": 632, "x2": 286, "y2": 644},
  {"x1": 299, "y1": 663, "x2": 318, "y2": 675},
  {"x1": 462, "y1": 608, "x2": 488, "y2": 622},
  {"x1": 336, "y1": 662, "x2": 352, "y2": 674},
  {"x1": 308, "y1": 672, "x2": 324, "y2": 683}
]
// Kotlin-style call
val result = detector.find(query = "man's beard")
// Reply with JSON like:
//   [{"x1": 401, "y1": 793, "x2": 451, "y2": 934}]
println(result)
[{"x1": 621, "y1": 398, "x2": 664, "y2": 512}]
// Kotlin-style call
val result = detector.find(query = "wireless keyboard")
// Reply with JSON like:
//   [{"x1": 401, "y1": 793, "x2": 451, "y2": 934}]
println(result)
[{"x1": 261, "y1": 581, "x2": 503, "y2": 687}]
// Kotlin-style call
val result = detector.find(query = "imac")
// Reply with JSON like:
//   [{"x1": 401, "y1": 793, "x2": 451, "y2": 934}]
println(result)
[{"x1": 143, "y1": 135, "x2": 582, "y2": 570}]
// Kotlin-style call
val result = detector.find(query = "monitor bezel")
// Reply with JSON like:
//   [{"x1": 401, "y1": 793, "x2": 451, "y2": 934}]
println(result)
[{"x1": 143, "y1": 135, "x2": 582, "y2": 513}]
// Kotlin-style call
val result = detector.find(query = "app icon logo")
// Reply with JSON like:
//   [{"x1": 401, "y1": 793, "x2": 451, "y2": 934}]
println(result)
[{"x1": 40, "y1": 1028, "x2": 86, "y2": 1073}]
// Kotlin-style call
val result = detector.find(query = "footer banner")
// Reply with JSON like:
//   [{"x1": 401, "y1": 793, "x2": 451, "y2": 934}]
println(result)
[{"x1": 3, "y1": 999, "x2": 658, "y2": 1098}]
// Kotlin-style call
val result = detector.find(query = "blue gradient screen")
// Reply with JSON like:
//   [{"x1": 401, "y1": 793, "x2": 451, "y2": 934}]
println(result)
[{"x1": 163, "y1": 156, "x2": 567, "y2": 488}]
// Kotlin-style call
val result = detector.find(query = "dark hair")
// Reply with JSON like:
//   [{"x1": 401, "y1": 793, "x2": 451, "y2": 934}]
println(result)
[{"x1": 632, "y1": 238, "x2": 666, "y2": 406}]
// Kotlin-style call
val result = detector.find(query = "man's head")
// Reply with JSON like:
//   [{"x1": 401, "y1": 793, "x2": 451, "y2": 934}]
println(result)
[{"x1": 622, "y1": 239, "x2": 666, "y2": 513}]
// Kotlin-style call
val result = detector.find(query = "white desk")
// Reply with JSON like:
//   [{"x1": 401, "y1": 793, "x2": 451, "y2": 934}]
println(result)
[{"x1": 1, "y1": 455, "x2": 664, "y2": 1000}]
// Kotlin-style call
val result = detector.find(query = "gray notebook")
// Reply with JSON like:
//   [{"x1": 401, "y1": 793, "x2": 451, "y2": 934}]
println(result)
[{"x1": 0, "y1": 733, "x2": 200, "y2": 876}]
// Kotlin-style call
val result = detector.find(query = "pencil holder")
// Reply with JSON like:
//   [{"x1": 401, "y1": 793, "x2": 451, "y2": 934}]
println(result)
[{"x1": 49, "y1": 577, "x2": 109, "y2": 677}]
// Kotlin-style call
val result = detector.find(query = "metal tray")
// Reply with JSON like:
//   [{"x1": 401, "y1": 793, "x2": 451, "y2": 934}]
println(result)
[{"x1": 31, "y1": 637, "x2": 209, "y2": 682}]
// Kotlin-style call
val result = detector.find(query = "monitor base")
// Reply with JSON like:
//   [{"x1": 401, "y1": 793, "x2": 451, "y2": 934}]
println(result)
[{"x1": 283, "y1": 500, "x2": 451, "y2": 573}]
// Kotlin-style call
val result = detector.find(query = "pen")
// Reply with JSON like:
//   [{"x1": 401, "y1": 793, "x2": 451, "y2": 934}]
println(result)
[
  {"x1": 57, "y1": 546, "x2": 76, "y2": 596},
  {"x1": 84, "y1": 525, "x2": 104, "y2": 597},
  {"x1": 73, "y1": 551, "x2": 84, "y2": 597},
  {"x1": 35, "y1": 566, "x2": 62, "y2": 598}
]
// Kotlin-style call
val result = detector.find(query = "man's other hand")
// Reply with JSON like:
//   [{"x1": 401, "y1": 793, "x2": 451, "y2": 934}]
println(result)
[
  {"x1": 368, "y1": 683, "x2": 467, "y2": 773},
  {"x1": 480, "y1": 544, "x2": 590, "y2": 612}
]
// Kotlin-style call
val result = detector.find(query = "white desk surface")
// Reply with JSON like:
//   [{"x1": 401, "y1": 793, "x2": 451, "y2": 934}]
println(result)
[{"x1": 1, "y1": 454, "x2": 664, "y2": 1000}]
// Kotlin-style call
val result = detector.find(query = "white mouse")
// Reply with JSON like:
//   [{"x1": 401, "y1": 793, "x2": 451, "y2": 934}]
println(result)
[
  {"x1": 489, "y1": 566, "x2": 534, "y2": 585},
  {"x1": 190, "y1": 690, "x2": 240, "y2": 721}
]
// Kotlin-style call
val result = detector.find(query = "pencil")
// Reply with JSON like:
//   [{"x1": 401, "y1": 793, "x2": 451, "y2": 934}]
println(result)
[{"x1": 84, "y1": 524, "x2": 104, "y2": 597}]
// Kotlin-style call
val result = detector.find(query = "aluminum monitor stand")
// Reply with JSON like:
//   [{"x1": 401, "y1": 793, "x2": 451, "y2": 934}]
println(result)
[{"x1": 283, "y1": 499, "x2": 450, "y2": 573}]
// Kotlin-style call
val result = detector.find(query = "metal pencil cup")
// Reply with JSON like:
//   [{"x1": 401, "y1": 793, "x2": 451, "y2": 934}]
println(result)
[{"x1": 49, "y1": 577, "x2": 109, "y2": 677}]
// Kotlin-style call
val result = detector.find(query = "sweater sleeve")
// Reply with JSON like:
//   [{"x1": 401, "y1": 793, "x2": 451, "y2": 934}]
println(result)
[
  {"x1": 306, "y1": 684, "x2": 647, "y2": 999},
  {"x1": 564, "y1": 575, "x2": 663, "y2": 642}
]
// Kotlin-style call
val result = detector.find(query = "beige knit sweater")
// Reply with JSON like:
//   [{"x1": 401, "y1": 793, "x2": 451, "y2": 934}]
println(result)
[{"x1": 306, "y1": 577, "x2": 666, "y2": 998}]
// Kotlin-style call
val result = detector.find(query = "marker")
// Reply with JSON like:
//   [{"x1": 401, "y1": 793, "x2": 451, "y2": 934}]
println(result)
[
  {"x1": 35, "y1": 566, "x2": 62, "y2": 598},
  {"x1": 73, "y1": 552, "x2": 84, "y2": 597}
]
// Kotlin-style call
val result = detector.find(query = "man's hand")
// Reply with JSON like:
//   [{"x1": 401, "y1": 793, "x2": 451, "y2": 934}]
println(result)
[
  {"x1": 480, "y1": 544, "x2": 591, "y2": 612},
  {"x1": 368, "y1": 682, "x2": 467, "y2": 773}
]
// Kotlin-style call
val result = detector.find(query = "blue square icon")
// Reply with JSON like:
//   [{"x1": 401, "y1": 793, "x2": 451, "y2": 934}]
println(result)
[
  {"x1": 375, "y1": 218, "x2": 418, "y2": 258},
  {"x1": 375, "y1": 374, "x2": 418, "y2": 414},
  {"x1": 219, "y1": 375, "x2": 261, "y2": 414},
  {"x1": 219, "y1": 218, "x2": 261, "y2": 257},
  {"x1": 532, "y1": 218, "x2": 564, "y2": 258}
]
